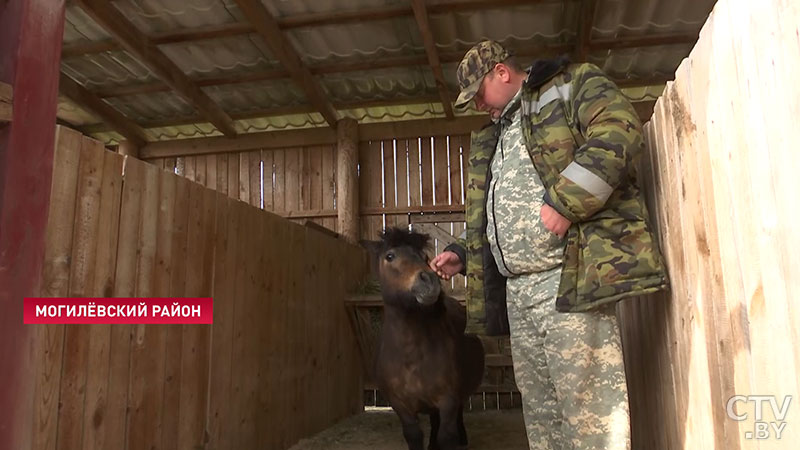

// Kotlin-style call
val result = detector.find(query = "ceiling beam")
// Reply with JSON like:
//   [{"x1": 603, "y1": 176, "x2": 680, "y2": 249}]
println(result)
[
  {"x1": 61, "y1": 0, "x2": 574, "y2": 58},
  {"x1": 80, "y1": 75, "x2": 662, "y2": 136},
  {"x1": 576, "y1": 0, "x2": 598, "y2": 61},
  {"x1": 232, "y1": 0, "x2": 338, "y2": 127},
  {"x1": 73, "y1": 0, "x2": 237, "y2": 137},
  {"x1": 411, "y1": 0, "x2": 454, "y2": 119},
  {"x1": 81, "y1": 94, "x2": 444, "y2": 134},
  {"x1": 59, "y1": 73, "x2": 149, "y2": 147}
]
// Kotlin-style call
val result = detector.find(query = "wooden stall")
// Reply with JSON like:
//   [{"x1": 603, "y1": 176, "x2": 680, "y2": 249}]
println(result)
[
  {"x1": 30, "y1": 126, "x2": 366, "y2": 450},
  {"x1": 619, "y1": 0, "x2": 800, "y2": 448}
]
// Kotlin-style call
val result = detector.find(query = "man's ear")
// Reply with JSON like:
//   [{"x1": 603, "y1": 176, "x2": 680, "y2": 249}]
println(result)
[{"x1": 495, "y1": 63, "x2": 512, "y2": 83}]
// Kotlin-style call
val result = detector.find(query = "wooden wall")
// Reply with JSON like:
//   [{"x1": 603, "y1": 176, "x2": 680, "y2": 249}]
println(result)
[
  {"x1": 150, "y1": 133, "x2": 471, "y2": 292},
  {"x1": 619, "y1": 0, "x2": 800, "y2": 448},
  {"x1": 31, "y1": 126, "x2": 366, "y2": 450}
]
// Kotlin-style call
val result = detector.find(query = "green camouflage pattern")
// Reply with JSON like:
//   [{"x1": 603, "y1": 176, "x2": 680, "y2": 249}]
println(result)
[
  {"x1": 485, "y1": 88, "x2": 565, "y2": 277},
  {"x1": 455, "y1": 40, "x2": 510, "y2": 108},
  {"x1": 506, "y1": 269, "x2": 631, "y2": 449},
  {"x1": 462, "y1": 62, "x2": 668, "y2": 333}
]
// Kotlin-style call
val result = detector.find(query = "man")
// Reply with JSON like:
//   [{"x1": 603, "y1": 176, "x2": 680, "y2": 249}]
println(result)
[{"x1": 429, "y1": 40, "x2": 668, "y2": 449}]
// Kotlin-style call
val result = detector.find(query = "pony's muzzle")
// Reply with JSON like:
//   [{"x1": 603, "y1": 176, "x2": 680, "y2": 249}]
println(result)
[{"x1": 413, "y1": 271, "x2": 441, "y2": 305}]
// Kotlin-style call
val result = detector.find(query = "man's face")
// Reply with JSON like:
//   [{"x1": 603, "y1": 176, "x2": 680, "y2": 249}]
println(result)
[{"x1": 472, "y1": 65, "x2": 514, "y2": 120}]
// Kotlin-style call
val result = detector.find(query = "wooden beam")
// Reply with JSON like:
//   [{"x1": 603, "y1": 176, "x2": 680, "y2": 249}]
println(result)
[
  {"x1": 139, "y1": 126, "x2": 338, "y2": 159},
  {"x1": 74, "y1": 0, "x2": 238, "y2": 137},
  {"x1": 82, "y1": 94, "x2": 444, "y2": 134},
  {"x1": 139, "y1": 116, "x2": 488, "y2": 159},
  {"x1": 59, "y1": 73, "x2": 149, "y2": 147},
  {"x1": 336, "y1": 118, "x2": 359, "y2": 244},
  {"x1": 0, "y1": 1, "x2": 66, "y2": 449},
  {"x1": 0, "y1": 82, "x2": 12, "y2": 122},
  {"x1": 411, "y1": 0, "x2": 455, "y2": 119},
  {"x1": 232, "y1": 0, "x2": 339, "y2": 127},
  {"x1": 576, "y1": 0, "x2": 598, "y2": 61}
]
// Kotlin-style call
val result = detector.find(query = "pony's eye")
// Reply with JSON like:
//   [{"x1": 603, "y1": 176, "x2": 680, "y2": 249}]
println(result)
[{"x1": 385, "y1": 252, "x2": 395, "y2": 262}]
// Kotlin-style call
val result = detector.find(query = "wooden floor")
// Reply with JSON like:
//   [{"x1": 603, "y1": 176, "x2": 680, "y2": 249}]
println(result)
[{"x1": 288, "y1": 408, "x2": 529, "y2": 450}]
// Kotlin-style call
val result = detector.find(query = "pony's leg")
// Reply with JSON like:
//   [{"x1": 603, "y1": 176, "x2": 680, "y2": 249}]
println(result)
[
  {"x1": 397, "y1": 411, "x2": 425, "y2": 450},
  {"x1": 428, "y1": 409, "x2": 441, "y2": 450},
  {"x1": 435, "y1": 401, "x2": 462, "y2": 450},
  {"x1": 456, "y1": 405, "x2": 468, "y2": 446}
]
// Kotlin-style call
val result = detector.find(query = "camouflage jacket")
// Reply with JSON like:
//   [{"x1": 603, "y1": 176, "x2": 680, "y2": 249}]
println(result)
[{"x1": 446, "y1": 58, "x2": 668, "y2": 335}]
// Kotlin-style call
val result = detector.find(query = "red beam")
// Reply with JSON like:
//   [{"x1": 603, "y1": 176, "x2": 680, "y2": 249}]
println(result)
[{"x1": 0, "y1": 1, "x2": 67, "y2": 449}]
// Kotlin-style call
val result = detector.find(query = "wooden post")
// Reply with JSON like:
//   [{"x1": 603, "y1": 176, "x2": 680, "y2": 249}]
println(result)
[
  {"x1": 118, "y1": 139, "x2": 140, "y2": 158},
  {"x1": 0, "y1": 0, "x2": 67, "y2": 449},
  {"x1": 336, "y1": 118, "x2": 359, "y2": 244}
]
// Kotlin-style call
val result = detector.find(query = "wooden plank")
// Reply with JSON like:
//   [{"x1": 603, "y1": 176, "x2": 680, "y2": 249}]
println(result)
[
  {"x1": 407, "y1": 138, "x2": 422, "y2": 208},
  {"x1": 106, "y1": 158, "x2": 148, "y2": 450},
  {"x1": 140, "y1": 127, "x2": 336, "y2": 159},
  {"x1": 184, "y1": 156, "x2": 196, "y2": 183},
  {"x1": 248, "y1": 150, "x2": 261, "y2": 208},
  {"x1": 321, "y1": 145, "x2": 336, "y2": 231},
  {"x1": 81, "y1": 150, "x2": 123, "y2": 450},
  {"x1": 59, "y1": 73, "x2": 148, "y2": 146},
  {"x1": 126, "y1": 161, "x2": 166, "y2": 450},
  {"x1": 285, "y1": 148, "x2": 301, "y2": 212},
  {"x1": 227, "y1": 152, "x2": 239, "y2": 201},
  {"x1": 206, "y1": 154, "x2": 217, "y2": 191},
  {"x1": 460, "y1": 134, "x2": 470, "y2": 200},
  {"x1": 410, "y1": 0, "x2": 454, "y2": 118},
  {"x1": 195, "y1": 155, "x2": 207, "y2": 187},
  {"x1": 68, "y1": 136, "x2": 105, "y2": 450},
  {"x1": 449, "y1": 135, "x2": 463, "y2": 204},
  {"x1": 257, "y1": 213, "x2": 277, "y2": 448},
  {"x1": 238, "y1": 151, "x2": 250, "y2": 203},
  {"x1": 74, "y1": 0, "x2": 236, "y2": 136},
  {"x1": 216, "y1": 154, "x2": 228, "y2": 196},
  {"x1": 161, "y1": 175, "x2": 190, "y2": 450},
  {"x1": 309, "y1": 146, "x2": 323, "y2": 224},
  {"x1": 164, "y1": 157, "x2": 176, "y2": 174},
  {"x1": 207, "y1": 194, "x2": 236, "y2": 449},
  {"x1": 382, "y1": 140, "x2": 396, "y2": 229},
  {"x1": 433, "y1": 136, "x2": 449, "y2": 205},
  {"x1": 177, "y1": 183, "x2": 214, "y2": 450},
  {"x1": 262, "y1": 150, "x2": 274, "y2": 210},
  {"x1": 272, "y1": 149, "x2": 286, "y2": 212},
  {"x1": 420, "y1": 137, "x2": 434, "y2": 206}
]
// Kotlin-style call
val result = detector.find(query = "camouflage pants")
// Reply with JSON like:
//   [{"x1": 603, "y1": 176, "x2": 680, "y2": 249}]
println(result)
[{"x1": 506, "y1": 268, "x2": 631, "y2": 450}]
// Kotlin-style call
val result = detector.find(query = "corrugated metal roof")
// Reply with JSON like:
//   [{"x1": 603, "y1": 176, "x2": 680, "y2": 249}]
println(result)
[{"x1": 60, "y1": 0, "x2": 717, "y2": 145}]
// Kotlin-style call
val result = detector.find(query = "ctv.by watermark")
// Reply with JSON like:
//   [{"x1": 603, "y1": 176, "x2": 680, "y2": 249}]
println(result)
[{"x1": 726, "y1": 395, "x2": 792, "y2": 440}]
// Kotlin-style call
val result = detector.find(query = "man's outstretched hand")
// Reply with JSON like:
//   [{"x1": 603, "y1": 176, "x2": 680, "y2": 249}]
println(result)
[{"x1": 429, "y1": 251, "x2": 464, "y2": 280}]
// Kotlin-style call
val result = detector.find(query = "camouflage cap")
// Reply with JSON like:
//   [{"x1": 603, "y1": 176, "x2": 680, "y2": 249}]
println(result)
[{"x1": 455, "y1": 40, "x2": 510, "y2": 108}]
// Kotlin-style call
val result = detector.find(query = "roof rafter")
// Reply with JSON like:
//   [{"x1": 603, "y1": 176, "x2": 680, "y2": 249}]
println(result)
[
  {"x1": 231, "y1": 0, "x2": 339, "y2": 127},
  {"x1": 411, "y1": 0, "x2": 455, "y2": 119},
  {"x1": 73, "y1": 0, "x2": 238, "y2": 137},
  {"x1": 59, "y1": 73, "x2": 149, "y2": 147}
]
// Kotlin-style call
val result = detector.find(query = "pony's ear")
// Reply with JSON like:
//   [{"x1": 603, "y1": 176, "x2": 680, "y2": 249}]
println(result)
[
  {"x1": 359, "y1": 239, "x2": 382, "y2": 261},
  {"x1": 359, "y1": 239, "x2": 382, "y2": 280}
]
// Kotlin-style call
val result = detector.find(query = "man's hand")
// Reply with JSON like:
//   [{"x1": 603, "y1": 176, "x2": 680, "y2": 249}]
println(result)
[
  {"x1": 429, "y1": 251, "x2": 464, "y2": 281},
  {"x1": 541, "y1": 204, "x2": 572, "y2": 238}
]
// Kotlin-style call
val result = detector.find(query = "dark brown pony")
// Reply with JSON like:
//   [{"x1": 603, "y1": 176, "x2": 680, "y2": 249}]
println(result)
[{"x1": 364, "y1": 228, "x2": 485, "y2": 450}]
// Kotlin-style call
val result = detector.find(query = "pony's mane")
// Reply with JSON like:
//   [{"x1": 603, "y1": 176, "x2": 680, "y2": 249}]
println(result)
[{"x1": 379, "y1": 227, "x2": 430, "y2": 252}]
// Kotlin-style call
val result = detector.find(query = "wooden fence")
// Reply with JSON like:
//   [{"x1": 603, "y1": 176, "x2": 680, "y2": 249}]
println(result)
[
  {"x1": 619, "y1": 0, "x2": 800, "y2": 448},
  {"x1": 149, "y1": 132, "x2": 471, "y2": 291},
  {"x1": 31, "y1": 126, "x2": 366, "y2": 450}
]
